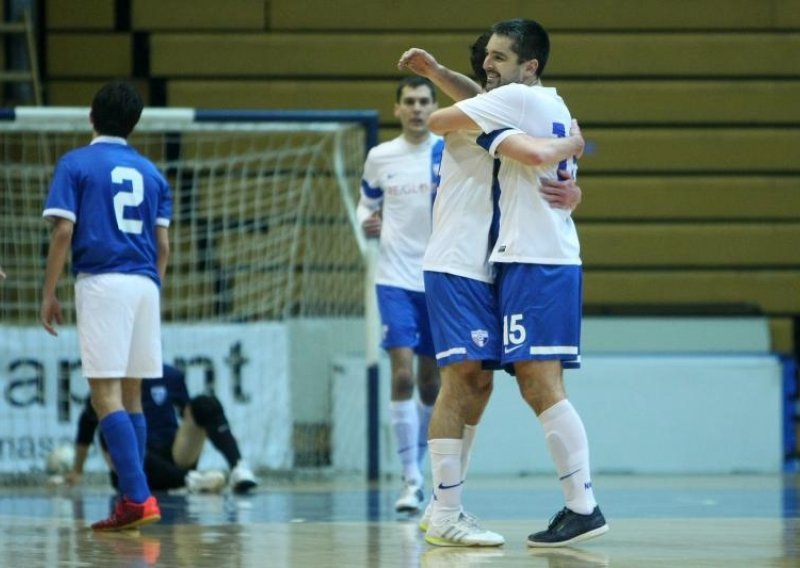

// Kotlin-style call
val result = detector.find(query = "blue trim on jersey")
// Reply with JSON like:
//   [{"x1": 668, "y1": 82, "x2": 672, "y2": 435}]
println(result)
[
  {"x1": 476, "y1": 128, "x2": 513, "y2": 153},
  {"x1": 361, "y1": 179, "x2": 383, "y2": 199},
  {"x1": 488, "y1": 158, "x2": 502, "y2": 252},
  {"x1": 430, "y1": 138, "x2": 445, "y2": 194}
]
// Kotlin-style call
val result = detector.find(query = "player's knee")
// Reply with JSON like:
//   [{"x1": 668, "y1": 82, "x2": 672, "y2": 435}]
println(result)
[{"x1": 188, "y1": 395, "x2": 227, "y2": 429}]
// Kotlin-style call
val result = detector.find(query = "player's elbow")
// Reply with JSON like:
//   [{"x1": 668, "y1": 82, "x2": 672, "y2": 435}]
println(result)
[
  {"x1": 427, "y1": 112, "x2": 448, "y2": 135},
  {"x1": 520, "y1": 147, "x2": 551, "y2": 166}
]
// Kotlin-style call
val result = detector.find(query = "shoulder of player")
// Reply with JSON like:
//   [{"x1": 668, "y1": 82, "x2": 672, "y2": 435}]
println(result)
[{"x1": 365, "y1": 136, "x2": 407, "y2": 161}]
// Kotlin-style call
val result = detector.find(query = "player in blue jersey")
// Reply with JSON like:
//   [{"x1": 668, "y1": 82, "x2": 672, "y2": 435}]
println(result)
[
  {"x1": 40, "y1": 81, "x2": 170, "y2": 531},
  {"x1": 67, "y1": 363, "x2": 258, "y2": 495},
  {"x1": 357, "y1": 76, "x2": 443, "y2": 513},
  {"x1": 406, "y1": 20, "x2": 607, "y2": 548},
  {"x1": 398, "y1": 32, "x2": 586, "y2": 546}
]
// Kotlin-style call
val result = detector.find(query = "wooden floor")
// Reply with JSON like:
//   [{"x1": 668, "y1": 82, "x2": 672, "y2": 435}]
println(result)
[{"x1": 0, "y1": 473, "x2": 797, "y2": 567}]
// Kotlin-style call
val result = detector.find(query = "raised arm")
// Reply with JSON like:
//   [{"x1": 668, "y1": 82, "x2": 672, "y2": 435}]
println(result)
[{"x1": 398, "y1": 48, "x2": 481, "y2": 102}]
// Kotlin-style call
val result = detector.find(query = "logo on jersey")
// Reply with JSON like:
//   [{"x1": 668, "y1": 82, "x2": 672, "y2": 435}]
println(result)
[
  {"x1": 471, "y1": 329, "x2": 489, "y2": 347},
  {"x1": 150, "y1": 385, "x2": 168, "y2": 406}
]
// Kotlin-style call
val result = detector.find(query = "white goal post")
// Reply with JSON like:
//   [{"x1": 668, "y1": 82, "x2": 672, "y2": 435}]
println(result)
[{"x1": 0, "y1": 107, "x2": 382, "y2": 479}]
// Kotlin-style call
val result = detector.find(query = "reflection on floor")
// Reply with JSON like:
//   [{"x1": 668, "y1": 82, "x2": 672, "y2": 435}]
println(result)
[{"x1": 0, "y1": 474, "x2": 797, "y2": 567}]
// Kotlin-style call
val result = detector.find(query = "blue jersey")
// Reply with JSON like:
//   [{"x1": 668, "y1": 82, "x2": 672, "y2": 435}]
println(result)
[
  {"x1": 142, "y1": 365, "x2": 190, "y2": 449},
  {"x1": 43, "y1": 136, "x2": 172, "y2": 285}
]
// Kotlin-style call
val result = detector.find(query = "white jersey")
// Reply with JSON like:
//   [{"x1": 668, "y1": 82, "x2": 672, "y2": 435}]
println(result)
[
  {"x1": 422, "y1": 130, "x2": 501, "y2": 283},
  {"x1": 358, "y1": 133, "x2": 443, "y2": 291},
  {"x1": 456, "y1": 83, "x2": 581, "y2": 266}
]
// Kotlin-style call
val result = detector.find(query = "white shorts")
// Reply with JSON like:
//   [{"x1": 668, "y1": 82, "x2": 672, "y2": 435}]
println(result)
[{"x1": 75, "y1": 273, "x2": 163, "y2": 379}]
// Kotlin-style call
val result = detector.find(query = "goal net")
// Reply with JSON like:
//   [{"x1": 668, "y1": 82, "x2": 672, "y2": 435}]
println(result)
[{"x1": 0, "y1": 108, "x2": 379, "y2": 479}]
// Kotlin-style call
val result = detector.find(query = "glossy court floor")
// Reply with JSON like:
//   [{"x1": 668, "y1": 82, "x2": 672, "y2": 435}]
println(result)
[{"x1": 0, "y1": 474, "x2": 797, "y2": 567}]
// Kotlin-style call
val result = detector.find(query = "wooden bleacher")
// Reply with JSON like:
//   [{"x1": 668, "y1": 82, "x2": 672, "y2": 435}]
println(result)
[{"x1": 35, "y1": 0, "x2": 800, "y2": 353}]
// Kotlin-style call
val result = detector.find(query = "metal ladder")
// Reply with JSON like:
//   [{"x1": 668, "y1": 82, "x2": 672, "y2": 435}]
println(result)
[{"x1": 0, "y1": 8, "x2": 42, "y2": 105}]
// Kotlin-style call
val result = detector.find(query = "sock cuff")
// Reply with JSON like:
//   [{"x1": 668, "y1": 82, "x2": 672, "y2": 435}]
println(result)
[
  {"x1": 99, "y1": 409, "x2": 128, "y2": 428},
  {"x1": 390, "y1": 399, "x2": 417, "y2": 412},
  {"x1": 539, "y1": 398, "x2": 573, "y2": 425},
  {"x1": 429, "y1": 438, "x2": 463, "y2": 455}
]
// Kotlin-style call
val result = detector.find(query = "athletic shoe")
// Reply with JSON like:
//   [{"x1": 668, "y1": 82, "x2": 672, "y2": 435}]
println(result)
[
  {"x1": 91, "y1": 496, "x2": 161, "y2": 531},
  {"x1": 230, "y1": 461, "x2": 258, "y2": 494},
  {"x1": 395, "y1": 479, "x2": 424, "y2": 513},
  {"x1": 425, "y1": 511, "x2": 505, "y2": 547},
  {"x1": 419, "y1": 501, "x2": 477, "y2": 533},
  {"x1": 185, "y1": 470, "x2": 226, "y2": 493},
  {"x1": 527, "y1": 506, "x2": 609, "y2": 548},
  {"x1": 418, "y1": 499, "x2": 433, "y2": 531}
]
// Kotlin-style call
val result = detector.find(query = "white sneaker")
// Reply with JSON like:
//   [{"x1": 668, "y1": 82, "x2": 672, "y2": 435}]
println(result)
[
  {"x1": 230, "y1": 461, "x2": 258, "y2": 494},
  {"x1": 395, "y1": 479, "x2": 424, "y2": 513},
  {"x1": 418, "y1": 499, "x2": 433, "y2": 531},
  {"x1": 425, "y1": 511, "x2": 505, "y2": 547},
  {"x1": 185, "y1": 470, "x2": 226, "y2": 493},
  {"x1": 419, "y1": 500, "x2": 477, "y2": 533}
]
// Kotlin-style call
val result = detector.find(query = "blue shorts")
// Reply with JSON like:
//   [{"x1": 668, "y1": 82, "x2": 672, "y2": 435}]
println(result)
[
  {"x1": 495, "y1": 263, "x2": 582, "y2": 369},
  {"x1": 375, "y1": 285, "x2": 435, "y2": 357},
  {"x1": 423, "y1": 271, "x2": 501, "y2": 367}
]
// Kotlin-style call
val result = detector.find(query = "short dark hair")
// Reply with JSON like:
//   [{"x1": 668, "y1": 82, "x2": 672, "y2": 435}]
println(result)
[
  {"x1": 470, "y1": 31, "x2": 492, "y2": 87},
  {"x1": 491, "y1": 18, "x2": 550, "y2": 77},
  {"x1": 90, "y1": 81, "x2": 144, "y2": 138},
  {"x1": 395, "y1": 76, "x2": 437, "y2": 103}
]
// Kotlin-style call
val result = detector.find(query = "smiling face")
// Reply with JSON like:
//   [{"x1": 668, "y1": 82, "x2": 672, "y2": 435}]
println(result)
[
  {"x1": 394, "y1": 84, "x2": 438, "y2": 142},
  {"x1": 483, "y1": 34, "x2": 540, "y2": 91}
]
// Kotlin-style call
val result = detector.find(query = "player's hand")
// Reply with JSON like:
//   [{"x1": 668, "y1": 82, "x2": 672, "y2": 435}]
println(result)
[
  {"x1": 398, "y1": 48, "x2": 439, "y2": 77},
  {"x1": 540, "y1": 170, "x2": 582, "y2": 211},
  {"x1": 0, "y1": 264, "x2": 5, "y2": 279},
  {"x1": 65, "y1": 470, "x2": 83, "y2": 486},
  {"x1": 40, "y1": 295, "x2": 63, "y2": 336},
  {"x1": 569, "y1": 118, "x2": 585, "y2": 159},
  {"x1": 362, "y1": 211, "x2": 382, "y2": 238}
]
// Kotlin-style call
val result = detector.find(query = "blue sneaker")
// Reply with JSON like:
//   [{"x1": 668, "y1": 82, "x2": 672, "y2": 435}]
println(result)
[{"x1": 527, "y1": 506, "x2": 609, "y2": 548}]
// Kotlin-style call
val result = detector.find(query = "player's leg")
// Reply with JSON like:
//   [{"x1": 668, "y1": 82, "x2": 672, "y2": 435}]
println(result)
[
  {"x1": 414, "y1": 292, "x2": 440, "y2": 475},
  {"x1": 78, "y1": 273, "x2": 160, "y2": 530},
  {"x1": 377, "y1": 285, "x2": 427, "y2": 511},
  {"x1": 121, "y1": 378, "x2": 145, "y2": 466},
  {"x1": 498, "y1": 263, "x2": 606, "y2": 546},
  {"x1": 421, "y1": 272, "x2": 504, "y2": 546},
  {"x1": 180, "y1": 394, "x2": 257, "y2": 493},
  {"x1": 171, "y1": 404, "x2": 207, "y2": 468}
]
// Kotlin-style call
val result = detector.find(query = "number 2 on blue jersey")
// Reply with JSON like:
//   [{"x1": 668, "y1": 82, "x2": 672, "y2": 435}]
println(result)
[{"x1": 112, "y1": 166, "x2": 144, "y2": 234}]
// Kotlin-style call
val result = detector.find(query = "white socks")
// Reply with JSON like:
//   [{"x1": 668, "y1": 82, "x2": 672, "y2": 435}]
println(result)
[
  {"x1": 417, "y1": 402, "x2": 433, "y2": 471},
  {"x1": 391, "y1": 399, "x2": 422, "y2": 485},
  {"x1": 428, "y1": 438, "x2": 463, "y2": 520},
  {"x1": 539, "y1": 399, "x2": 597, "y2": 514}
]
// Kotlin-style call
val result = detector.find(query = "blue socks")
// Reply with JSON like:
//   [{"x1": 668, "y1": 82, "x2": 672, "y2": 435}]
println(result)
[
  {"x1": 128, "y1": 412, "x2": 147, "y2": 467},
  {"x1": 99, "y1": 410, "x2": 150, "y2": 503}
]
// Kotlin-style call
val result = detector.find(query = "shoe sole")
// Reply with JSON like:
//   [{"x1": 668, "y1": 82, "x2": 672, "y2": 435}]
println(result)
[
  {"x1": 425, "y1": 534, "x2": 504, "y2": 547},
  {"x1": 92, "y1": 513, "x2": 161, "y2": 532},
  {"x1": 526, "y1": 523, "x2": 609, "y2": 548},
  {"x1": 233, "y1": 480, "x2": 258, "y2": 494},
  {"x1": 395, "y1": 503, "x2": 422, "y2": 513}
]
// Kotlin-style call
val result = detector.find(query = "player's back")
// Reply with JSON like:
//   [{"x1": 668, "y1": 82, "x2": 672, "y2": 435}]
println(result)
[
  {"x1": 423, "y1": 131, "x2": 495, "y2": 283},
  {"x1": 44, "y1": 138, "x2": 171, "y2": 283},
  {"x1": 491, "y1": 84, "x2": 580, "y2": 265}
]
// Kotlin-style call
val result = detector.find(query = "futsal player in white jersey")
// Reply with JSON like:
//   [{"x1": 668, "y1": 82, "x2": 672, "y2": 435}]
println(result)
[
  {"x1": 425, "y1": 19, "x2": 608, "y2": 548},
  {"x1": 398, "y1": 38, "x2": 585, "y2": 546},
  {"x1": 40, "y1": 81, "x2": 171, "y2": 531},
  {"x1": 357, "y1": 76, "x2": 444, "y2": 513}
]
